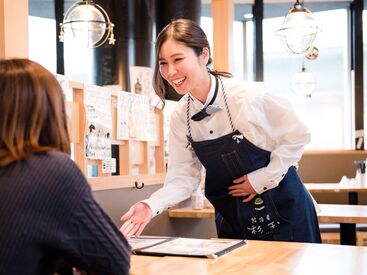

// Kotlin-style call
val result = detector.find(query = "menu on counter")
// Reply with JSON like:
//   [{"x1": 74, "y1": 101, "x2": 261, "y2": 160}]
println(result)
[{"x1": 129, "y1": 236, "x2": 246, "y2": 259}]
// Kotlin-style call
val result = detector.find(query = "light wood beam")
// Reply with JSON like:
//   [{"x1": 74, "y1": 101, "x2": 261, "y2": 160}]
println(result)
[
  {"x1": 0, "y1": 0, "x2": 28, "y2": 59},
  {"x1": 211, "y1": 0, "x2": 234, "y2": 73}
]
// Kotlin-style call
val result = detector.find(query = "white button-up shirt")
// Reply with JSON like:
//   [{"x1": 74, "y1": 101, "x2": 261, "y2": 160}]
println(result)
[{"x1": 143, "y1": 74, "x2": 310, "y2": 216}]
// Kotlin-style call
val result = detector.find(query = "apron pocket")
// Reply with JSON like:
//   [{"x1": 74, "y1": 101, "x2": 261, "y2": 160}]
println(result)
[
  {"x1": 221, "y1": 150, "x2": 246, "y2": 179},
  {"x1": 240, "y1": 193, "x2": 290, "y2": 239}
]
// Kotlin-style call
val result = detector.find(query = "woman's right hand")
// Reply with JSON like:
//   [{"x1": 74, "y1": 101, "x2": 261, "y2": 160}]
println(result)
[{"x1": 120, "y1": 202, "x2": 153, "y2": 239}]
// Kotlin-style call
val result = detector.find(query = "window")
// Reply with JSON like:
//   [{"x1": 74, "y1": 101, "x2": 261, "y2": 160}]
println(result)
[
  {"x1": 28, "y1": 16, "x2": 56, "y2": 73},
  {"x1": 263, "y1": 9, "x2": 351, "y2": 149}
]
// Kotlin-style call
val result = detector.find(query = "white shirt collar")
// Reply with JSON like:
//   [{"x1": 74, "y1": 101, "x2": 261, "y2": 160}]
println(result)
[{"x1": 189, "y1": 74, "x2": 219, "y2": 110}]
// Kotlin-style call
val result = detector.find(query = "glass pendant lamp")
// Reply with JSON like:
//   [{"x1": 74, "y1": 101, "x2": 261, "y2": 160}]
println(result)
[
  {"x1": 291, "y1": 64, "x2": 315, "y2": 98},
  {"x1": 275, "y1": 0, "x2": 321, "y2": 55},
  {"x1": 59, "y1": 0, "x2": 115, "y2": 48}
]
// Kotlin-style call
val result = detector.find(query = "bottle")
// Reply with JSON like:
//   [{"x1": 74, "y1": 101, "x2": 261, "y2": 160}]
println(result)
[
  {"x1": 134, "y1": 77, "x2": 142, "y2": 94},
  {"x1": 191, "y1": 187, "x2": 204, "y2": 210}
]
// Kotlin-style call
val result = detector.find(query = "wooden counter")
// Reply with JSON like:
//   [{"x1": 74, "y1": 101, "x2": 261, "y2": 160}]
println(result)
[
  {"x1": 130, "y1": 240, "x2": 367, "y2": 275},
  {"x1": 168, "y1": 204, "x2": 367, "y2": 245},
  {"x1": 305, "y1": 183, "x2": 367, "y2": 193},
  {"x1": 168, "y1": 204, "x2": 367, "y2": 222}
]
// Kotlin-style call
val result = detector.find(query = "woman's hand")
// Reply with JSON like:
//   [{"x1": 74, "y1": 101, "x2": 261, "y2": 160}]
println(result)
[
  {"x1": 120, "y1": 202, "x2": 152, "y2": 239},
  {"x1": 228, "y1": 175, "x2": 257, "y2": 203}
]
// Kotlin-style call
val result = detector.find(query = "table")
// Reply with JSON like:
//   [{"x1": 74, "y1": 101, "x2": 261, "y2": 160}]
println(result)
[
  {"x1": 317, "y1": 204, "x2": 367, "y2": 245},
  {"x1": 130, "y1": 240, "x2": 367, "y2": 275},
  {"x1": 305, "y1": 183, "x2": 367, "y2": 205},
  {"x1": 168, "y1": 204, "x2": 367, "y2": 246}
]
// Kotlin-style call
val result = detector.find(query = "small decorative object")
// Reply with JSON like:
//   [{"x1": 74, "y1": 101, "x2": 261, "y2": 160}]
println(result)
[
  {"x1": 305, "y1": 45, "x2": 319, "y2": 60},
  {"x1": 59, "y1": 0, "x2": 115, "y2": 48},
  {"x1": 275, "y1": 0, "x2": 321, "y2": 57},
  {"x1": 291, "y1": 62, "x2": 315, "y2": 98},
  {"x1": 134, "y1": 77, "x2": 142, "y2": 94}
]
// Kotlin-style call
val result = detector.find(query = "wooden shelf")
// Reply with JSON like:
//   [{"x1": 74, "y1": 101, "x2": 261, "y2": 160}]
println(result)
[
  {"x1": 64, "y1": 80, "x2": 165, "y2": 191},
  {"x1": 89, "y1": 173, "x2": 165, "y2": 191}
]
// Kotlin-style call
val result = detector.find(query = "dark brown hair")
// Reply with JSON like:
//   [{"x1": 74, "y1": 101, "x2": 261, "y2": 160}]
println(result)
[
  {"x1": 153, "y1": 18, "x2": 232, "y2": 101},
  {"x1": 0, "y1": 58, "x2": 71, "y2": 167}
]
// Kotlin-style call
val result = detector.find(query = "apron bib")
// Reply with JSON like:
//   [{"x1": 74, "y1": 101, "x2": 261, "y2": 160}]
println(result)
[{"x1": 186, "y1": 77, "x2": 321, "y2": 243}]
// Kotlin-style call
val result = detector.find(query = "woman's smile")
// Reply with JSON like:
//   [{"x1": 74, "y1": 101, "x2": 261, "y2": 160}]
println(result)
[{"x1": 171, "y1": 77, "x2": 186, "y2": 87}]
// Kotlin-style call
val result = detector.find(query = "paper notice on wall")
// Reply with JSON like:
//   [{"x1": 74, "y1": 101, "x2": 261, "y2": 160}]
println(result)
[
  {"x1": 129, "y1": 66, "x2": 163, "y2": 108},
  {"x1": 84, "y1": 85, "x2": 112, "y2": 159},
  {"x1": 55, "y1": 74, "x2": 73, "y2": 101},
  {"x1": 117, "y1": 91, "x2": 154, "y2": 141},
  {"x1": 101, "y1": 158, "x2": 116, "y2": 174}
]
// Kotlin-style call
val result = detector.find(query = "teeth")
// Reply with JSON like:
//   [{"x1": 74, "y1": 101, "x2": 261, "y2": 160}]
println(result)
[{"x1": 172, "y1": 77, "x2": 185, "y2": 85}]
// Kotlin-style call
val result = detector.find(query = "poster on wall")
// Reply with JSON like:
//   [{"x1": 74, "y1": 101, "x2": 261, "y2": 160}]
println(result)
[
  {"x1": 117, "y1": 91, "x2": 155, "y2": 141},
  {"x1": 84, "y1": 85, "x2": 112, "y2": 159},
  {"x1": 129, "y1": 66, "x2": 154, "y2": 96},
  {"x1": 129, "y1": 66, "x2": 163, "y2": 109},
  {"x1": 55, "y1": 74, "x2": 73, "y2": 100}
]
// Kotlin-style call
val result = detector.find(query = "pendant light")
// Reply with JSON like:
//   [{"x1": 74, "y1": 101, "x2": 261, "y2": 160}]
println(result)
[
  {"x1": 275, "y1": 0, "x2": 321, "y2": 56},
  {"x1": 291, "y1": 60, "x2": 316, "y2": 98},
  {"x1": 59, "y1": 0, "x2": 115, "y2": 48}
]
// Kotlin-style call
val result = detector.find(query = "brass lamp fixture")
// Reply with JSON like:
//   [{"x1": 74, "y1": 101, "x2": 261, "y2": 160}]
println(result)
[
  {"x1": 275, "y1": 0, "x2": 321, "y2": 59},
  {"x1": 59, "y1": 0, "x2": 115, "y2": 48}
]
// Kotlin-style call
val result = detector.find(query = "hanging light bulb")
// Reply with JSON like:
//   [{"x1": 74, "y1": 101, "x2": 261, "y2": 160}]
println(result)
[
  {"x1": 59, "y1": 0, "x2": 115, "y2": 48},
  {"x1": 291, "y1": 64, "x2": 315, "y2": 98},
  {"x1": 275, "y1": 0, "x2": 321, "y2": 55}
]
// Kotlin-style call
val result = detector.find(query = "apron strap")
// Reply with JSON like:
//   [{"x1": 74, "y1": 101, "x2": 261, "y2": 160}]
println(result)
[
  {"x1": 219, "y1": 77, "x2": 235, "y2": 132},
  {"x1": 186, "y1": 95, "x2": 194, "y2": 147}
]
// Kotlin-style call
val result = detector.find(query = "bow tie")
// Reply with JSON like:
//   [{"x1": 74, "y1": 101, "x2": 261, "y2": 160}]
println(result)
[
  {"x1": 191, "y1": 77, "x2": 222, "y2": 121},
  {"x1": 191, "y1": 104, "x2": 223, "y2": 121}
]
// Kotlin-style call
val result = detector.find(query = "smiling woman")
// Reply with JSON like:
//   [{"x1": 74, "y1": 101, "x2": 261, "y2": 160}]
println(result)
[
  {"x1": 158, "y1": 38, "x2": 211, "y2": 103},
  {"x1": 153, "y1": 19, "x2": 231, "y2": 103},
  {"x1": 119, "y1": 18, "x2": 321, "y2": 245}
]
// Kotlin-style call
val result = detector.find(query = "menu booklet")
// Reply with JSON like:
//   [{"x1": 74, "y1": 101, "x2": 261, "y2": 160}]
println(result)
[{"x1": 129, "y1": 236, "x2": 246, "y2": 259}]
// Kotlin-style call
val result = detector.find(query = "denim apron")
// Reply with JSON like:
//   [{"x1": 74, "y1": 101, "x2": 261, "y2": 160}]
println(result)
[{"x1": 186, "y1": 77, "x2": 321, "y2": 243}]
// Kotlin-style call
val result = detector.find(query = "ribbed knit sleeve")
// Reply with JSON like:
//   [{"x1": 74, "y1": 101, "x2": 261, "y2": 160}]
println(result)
[
  {"x1": 0, "y1": 152, "x2": 131, "y2": 275},
  {"x1": 60, "y1": 186, "x2": 131, "y2": 275}
]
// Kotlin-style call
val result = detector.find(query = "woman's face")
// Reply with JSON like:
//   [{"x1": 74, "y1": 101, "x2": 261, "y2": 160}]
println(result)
[{"x1": 158, "y1": 38, "x2": 209, "y2": 96}]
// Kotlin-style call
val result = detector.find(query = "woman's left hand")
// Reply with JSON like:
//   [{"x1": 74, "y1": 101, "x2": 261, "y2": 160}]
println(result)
[{"x1": 228, "y1": 175, "x2": 257, "y2": 203}]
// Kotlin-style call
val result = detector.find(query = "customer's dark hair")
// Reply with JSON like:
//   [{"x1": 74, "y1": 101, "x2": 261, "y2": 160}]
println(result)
[{"x1": 153, "y1": 18, "x2": 232, "y2": 101}]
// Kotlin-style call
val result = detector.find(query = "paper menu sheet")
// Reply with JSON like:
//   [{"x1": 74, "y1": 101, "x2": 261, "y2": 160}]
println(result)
[
  {"x1": 129, "y1": 236, "x2": 246, "y2": 258},
  {"x1": 128, "y1": 236, "x2": 170, "y2": 250}
]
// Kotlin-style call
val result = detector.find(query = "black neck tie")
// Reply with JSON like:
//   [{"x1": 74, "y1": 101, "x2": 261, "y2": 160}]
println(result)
[{"x1": 191, "y1": 77, "x2": 222, "y2": 121}]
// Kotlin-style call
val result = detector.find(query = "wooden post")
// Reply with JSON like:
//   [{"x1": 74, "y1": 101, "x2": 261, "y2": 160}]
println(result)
[
  {"x1": 211, "y1": 0, "x2": 234, "y2": 73},
  {"x1": 71, "y1": 82, "x2": 87, "y2": 176},
  {"x1": 0, "y1": 0, "x2": 28, "y2": 58}
]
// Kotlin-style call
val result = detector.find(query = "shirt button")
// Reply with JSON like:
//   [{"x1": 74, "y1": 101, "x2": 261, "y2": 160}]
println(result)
[
  {"x1": 209, "y1": 130, "x2": 213, "y2": 134},
  {"x1": 156, "y1": 211, "x2": 159, "y2": 214},
  {"x1": 263, "y1": 187, "x2": 268, "y2": 190},
  {"x1": 282, "y1": 174, "x2": 285, "y2": 177}
]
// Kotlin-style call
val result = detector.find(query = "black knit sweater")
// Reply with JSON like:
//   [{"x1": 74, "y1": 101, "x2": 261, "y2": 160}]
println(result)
[{"x1": 0, "y1": 152, "x2": 131, "y2": 275}]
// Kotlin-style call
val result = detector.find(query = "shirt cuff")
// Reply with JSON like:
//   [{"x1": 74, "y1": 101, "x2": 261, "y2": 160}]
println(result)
[
  {"x1": 247, "y1": 167, "x2": 286, "y2": 194},
  {"x1": 141, "y1": 197, "x2": 165, "y2": 218}
]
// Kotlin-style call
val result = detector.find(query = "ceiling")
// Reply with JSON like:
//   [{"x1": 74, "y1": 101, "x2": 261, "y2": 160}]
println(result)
[{"x1": 28, "y1": 0, "x2": 354, "y2": 22}]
